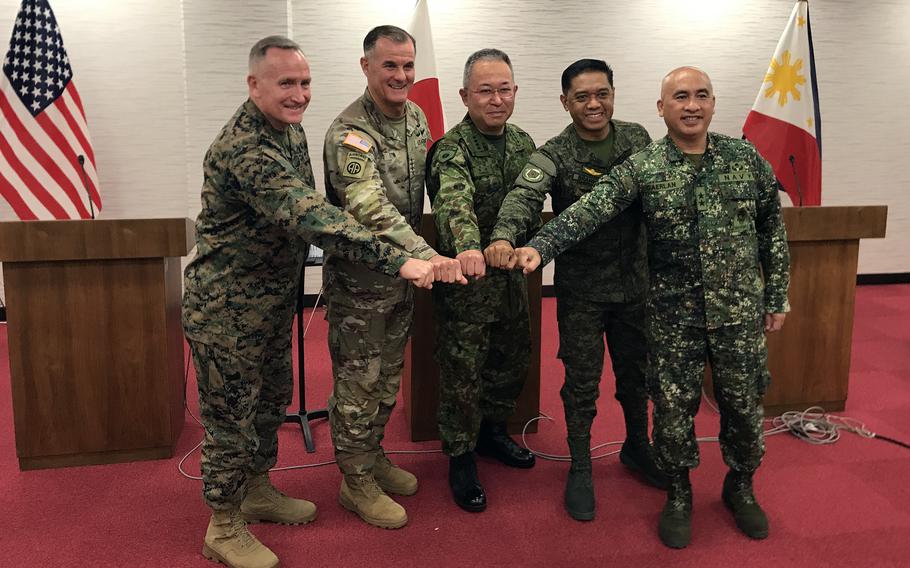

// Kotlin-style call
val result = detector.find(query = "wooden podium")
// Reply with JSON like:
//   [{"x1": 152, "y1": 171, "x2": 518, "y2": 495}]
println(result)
[
  {"x1": 401, "y1": 214, "x2": 541, "y2": 441},
  {"x1": 0, "y1": 218, "x2": 195, "y2": 470},
  {"x1": 760, "y1": 205, "x2": 888, "y2": 415}
]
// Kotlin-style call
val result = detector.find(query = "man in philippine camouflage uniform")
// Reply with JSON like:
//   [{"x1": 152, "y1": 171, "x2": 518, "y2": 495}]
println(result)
[
  {"x1": 183, "y1": 36, "x2": 435, "y2": 568},
  {"x1": 487, "y1": 58, "x2": 666, "y2": 522},
  {"x1": 322, "y1": 25, "x2": 464, "y2": 530},
  {"x1": 514, "y1": 67, "x2": 790, "y2": 548},
  {"x1": 426, "y1": 48, "x2": 537, "y2": 513}
]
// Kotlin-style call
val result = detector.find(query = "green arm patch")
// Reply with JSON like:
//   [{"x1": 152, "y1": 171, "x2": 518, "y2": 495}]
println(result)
[{"x1": 522, "y1": 166, "x2": 544, "y2": 183}]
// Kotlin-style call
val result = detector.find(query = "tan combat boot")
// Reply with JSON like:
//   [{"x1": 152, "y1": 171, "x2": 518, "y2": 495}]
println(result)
[
  {"x1": 241, "y1": 472, "x2": 317, "y2": 525},
  {"x1": 339, "y1": 474, "x2": 408, "y2": 529},
  {"x1": 202, "y1": 509, "x2": 280, "y2": 568},
  {"x1": 373, "y1": 453, "x2": 418, "y2": 496}
]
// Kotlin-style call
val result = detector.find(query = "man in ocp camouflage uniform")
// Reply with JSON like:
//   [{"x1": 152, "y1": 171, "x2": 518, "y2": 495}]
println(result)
[
  {"x1": 515, "y1": 67, "x2": 790, "y2": 549},
  {"x1": 183, "y1": 36, "x2": 434, "y2": 568},
  {"x1": 487, "y1": 59, "x2": 666, "y2": 522},
  {"x1": 427, "y1": 48, "x2": 537, "y2": 514},
  {"x1": 322, "y1": 25, "x2": 464, "y2": 530}
]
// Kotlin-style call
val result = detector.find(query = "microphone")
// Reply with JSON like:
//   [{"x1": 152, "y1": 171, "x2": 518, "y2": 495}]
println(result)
[
  {"x1": 77, "y1": 155, "x2": 95, "y2": 219},
  {"x1": 788, "y1": 155, "x2": 804, "y2": 207}
]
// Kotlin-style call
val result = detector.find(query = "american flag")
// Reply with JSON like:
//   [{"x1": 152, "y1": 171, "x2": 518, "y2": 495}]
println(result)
[{"x1": 0, "y1": 0, "x2": 100, "y2": 220}]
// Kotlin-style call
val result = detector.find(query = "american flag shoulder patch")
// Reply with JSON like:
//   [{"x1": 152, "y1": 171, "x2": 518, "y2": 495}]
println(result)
[{"x1": 342, "y1": 132, "x2": 373, "y2": 153}]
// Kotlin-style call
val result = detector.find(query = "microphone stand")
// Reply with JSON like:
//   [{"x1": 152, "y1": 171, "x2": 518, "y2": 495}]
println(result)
[
  {"x1": 788, "y1": 155, "x2": 804, "y2": 207},
  {"x1": 284, "y1": 245, "x2": 328, "y2": 453},
  {"x1": 77, "y1": 155, "x2": 95, "y2": 219}
]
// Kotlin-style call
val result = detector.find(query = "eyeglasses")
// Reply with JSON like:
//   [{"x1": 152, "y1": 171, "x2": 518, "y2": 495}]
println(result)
[
  {"x1": 571, "y1": 91, "x2": 613, "y2": 104},
  {"x1": 472, "y1": 87, "x2": 515, "y2": 100}
]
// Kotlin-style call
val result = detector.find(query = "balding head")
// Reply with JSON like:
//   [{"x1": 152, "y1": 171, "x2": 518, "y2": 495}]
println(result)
[{"x1": 656, "y1": 66, "x2": 715, "y2": 152}]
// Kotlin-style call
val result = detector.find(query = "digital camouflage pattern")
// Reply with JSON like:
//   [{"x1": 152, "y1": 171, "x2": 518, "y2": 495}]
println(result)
[
  {"x1": 492, "y1": 121, "x2": 652, "y2": 303},
  {"x1": 649, "y1": 318, "x2": 768, "y2": 472},
  {"x1": 323, "y1": 89, "x2": 437, "y2": 311},
  {"x1": 527, "y1": 132, "x2": 790, "y2": 472},
  {"x1": 428, "y1": 115, "x2": 536, "y2": 321},
  {"x1": 427, "y1": 116, "x2": 535, "y2": 456},
  {"x1": 491, "y1": 121, "x2": 653, "y2": 446},
  {"x1": 322, "y1": 89, "x2": 435, "y2": 475},
  {"x1": 529, "y1": 132, "x2": 790, "y2": 328},
  {"x1": 183, "y1": 99, "x2": 408, "y2": 508}
]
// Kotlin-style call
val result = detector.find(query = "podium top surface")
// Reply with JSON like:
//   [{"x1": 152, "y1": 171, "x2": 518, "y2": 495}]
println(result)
[
  {"x1": 0, "y1": 218, "x2": 195, "y2": 262},
  {"x1": 782, "y1": 205, "x2": 887, "y2": 242}
]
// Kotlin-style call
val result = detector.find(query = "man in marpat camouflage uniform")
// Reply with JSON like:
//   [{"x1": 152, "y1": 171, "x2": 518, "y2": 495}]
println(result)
[
  {"x1": 322, "y1": 25, "x2": 464, "y2": 530},
  {"x1": 487, "y1": 59, "x2": 666, "y2": 522},
  {"x1": 514, "y1": 67, "x2": 790, "y2": 548},
  {"x1": 427, "y1": 48, "x2": 537, "y2": 514},
  {"x1": 183, "y1": 36, "x2": 435, "y2": 568}
]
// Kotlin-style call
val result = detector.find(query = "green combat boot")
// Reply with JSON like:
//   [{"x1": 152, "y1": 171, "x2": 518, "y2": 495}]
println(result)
[
  {"x1": 564, "y1": 437, "x2": 595, "y2": 521},
  {"x1": 658, "y1": 470, "x2": 692, "y2": 549},
  {"x1": 202, "y1": 509, "x2": 279, "y2": 568},
  {"x1": 241, "y1": 472, "x2": 317, "y2": 525},
  {"x1": 722, "y1": 470, "x2": 769, "y2": 539},
  {"x1": 374, "y1": 453, "x2": 418, "y2": 496},
  {"x1": 339, "y1": 474, "x2": 408, "y2": 529}
]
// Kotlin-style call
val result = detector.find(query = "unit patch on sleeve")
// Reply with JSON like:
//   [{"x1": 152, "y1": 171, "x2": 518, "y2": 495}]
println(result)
[{"x1": 341, "y1": 151, "x2": 367, "y2": 179}]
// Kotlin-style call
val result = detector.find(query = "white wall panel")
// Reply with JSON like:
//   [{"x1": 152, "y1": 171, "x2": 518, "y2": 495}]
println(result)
[{"x1": 0, "y1": 0, "x2": 908, "y2": 305}]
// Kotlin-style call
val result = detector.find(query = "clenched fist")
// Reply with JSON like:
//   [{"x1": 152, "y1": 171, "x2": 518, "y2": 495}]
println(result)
[
  {"x1": 483, "y1": 239, "x2": 517, "y2": 270},
  {"x1": 513, "y1": 247, "x2": 541, "y2": 275},
  {"x1": 429, "y1": 255, "x2": 468, "y2": 285},
  {"x1": 399, "y1": 258, "x2": 435, "y2": 289}
]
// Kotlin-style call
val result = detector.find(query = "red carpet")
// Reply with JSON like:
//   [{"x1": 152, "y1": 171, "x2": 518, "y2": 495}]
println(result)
[{"x1": 1, "y1": 286, "x2": 909, "y2": 567}]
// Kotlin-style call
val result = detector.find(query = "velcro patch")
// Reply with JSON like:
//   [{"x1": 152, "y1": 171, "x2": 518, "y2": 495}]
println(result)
[
  {"x1": 341, "y1": 152, "x2": 367, "y2": 179},
  {"x1": 435, "y1": 147, "x2": 457, "y2": 164},
  {"x1": 342, "y1": 132, "x2": 373, "y2": 153},
  {"x1": 522, "y1": 166, "x2": 544, "y2": 183}
]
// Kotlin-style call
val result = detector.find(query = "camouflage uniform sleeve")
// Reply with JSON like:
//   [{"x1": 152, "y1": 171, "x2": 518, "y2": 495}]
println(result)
[
  {"x1": 231, "y1": 143, "x2": 407, "y2": 277},
  {"x1": 325, "y1": 127, "x2": 437, "y2": 260},
  {"x1": 490, "y1": 150, "x2": 557, "y2": 245},
  {"x1": 430, "y1": 142, "x2": 481, "y2": 254},
  {"x1": 527, "y1": 160, "x2": 639, "y2": 266},
  {"x1": 753, "y1": 151, "x2": 791, "y2": 313}
]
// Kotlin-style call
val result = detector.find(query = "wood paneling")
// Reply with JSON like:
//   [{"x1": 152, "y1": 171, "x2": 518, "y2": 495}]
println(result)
[{"x1": 1, "y1": 219, "x2": 194, "y2": 470}]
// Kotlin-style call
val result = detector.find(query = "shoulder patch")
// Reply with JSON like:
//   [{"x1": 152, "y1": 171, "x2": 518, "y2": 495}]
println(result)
[
  {"x1": 523, "y1": 166, "x2": 544, "y2": 183},
  {"x1": 435, "y1": 147, "x2": 457, "y2": 164},
  {"x1": 341, "y1": 151, "x2": 367, "y2": 179},
  {"x1": 342, "y1": 132, "x2": 373, "y2": 153}
]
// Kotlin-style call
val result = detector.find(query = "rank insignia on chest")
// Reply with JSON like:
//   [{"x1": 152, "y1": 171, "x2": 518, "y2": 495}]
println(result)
[
  {"x1": 342, "y1": 132, "x2": 373, "y2": 153},
  {"x1": 342, "y1": 152, "x2": 367, "y2": 179},
  {"x1": 583, "y1": 167, "x2": 603, "y2": 177},
  {"x1": 523, "y1": 166, "x2": 544, "y2": 183}
]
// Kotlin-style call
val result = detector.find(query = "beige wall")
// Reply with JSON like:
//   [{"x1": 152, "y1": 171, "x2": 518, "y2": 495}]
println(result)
[{"x1": 1, "y1": 0, "x2": 908, "y2": 301}]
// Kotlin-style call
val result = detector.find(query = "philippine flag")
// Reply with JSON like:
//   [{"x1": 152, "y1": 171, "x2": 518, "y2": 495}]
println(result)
[{"x1": 743, "y1": 1, "x2": 822, "y2": 206}]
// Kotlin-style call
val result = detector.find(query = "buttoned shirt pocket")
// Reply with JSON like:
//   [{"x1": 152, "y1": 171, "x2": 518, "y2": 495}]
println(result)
[{"x1": 642, "y1": 184, "x2": 695, "y2": 242}]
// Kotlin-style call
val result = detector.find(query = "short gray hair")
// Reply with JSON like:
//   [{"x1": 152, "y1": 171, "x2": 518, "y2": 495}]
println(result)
[
  {"x1": 462, "y1": 48, "x2": 513, "y2": 89},
  {"x1": 249, "y1": 35, "x2": 304, "y2": 73}
]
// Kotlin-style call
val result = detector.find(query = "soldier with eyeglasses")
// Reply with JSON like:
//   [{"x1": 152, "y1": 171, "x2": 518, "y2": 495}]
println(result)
[
  {"x1": 426, "y1": 48, "x2": 537, "y2": 513},
  {"x1": 487, "y1": 59, "x2": 667, "y2": 522}
]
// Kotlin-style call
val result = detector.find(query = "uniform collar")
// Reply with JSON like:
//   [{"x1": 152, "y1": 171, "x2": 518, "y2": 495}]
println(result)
[{"x1": 663, "y1": 132, "x2": 717, "y2": 163}]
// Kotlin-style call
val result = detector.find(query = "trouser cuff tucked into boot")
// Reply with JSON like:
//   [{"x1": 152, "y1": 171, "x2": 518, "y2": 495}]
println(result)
[
  {"x1": 658, "y1": 470, "x2": 693, "y2": 549},
  {"x1": 722, "y1": 469, "x2": 769, "y2": 539}
]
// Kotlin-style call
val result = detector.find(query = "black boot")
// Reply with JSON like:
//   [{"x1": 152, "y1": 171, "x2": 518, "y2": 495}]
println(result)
[
  {"x1": 564, "y1": 437, "x2": 595, "y2": 521},
  {"x1": 722, "y1": 470, "x2": 769, "y2": 539},
  {"x1": 620, "y1": 439, "x2": 669, "y2": 490},
  {"x1": 658, "y1": 470, "x2": 692, "y2": 549},
  {"x1": 449, "y1": 453, "x2": 486, "y2": 513},
  {"x1": 475, "y1": 420, "x2": 535, "y2": 469}
]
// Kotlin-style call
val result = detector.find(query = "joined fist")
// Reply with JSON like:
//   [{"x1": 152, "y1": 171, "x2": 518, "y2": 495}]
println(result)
[
  {"x1": 513, "y1": 247, "x2": 541, "y2": 275},
  {"x1": 429, "y1": 255, "x2": 469, "y2": 285},
  {"x1": 483, "y1": 240, "x2": 517, "y2": 270}
]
